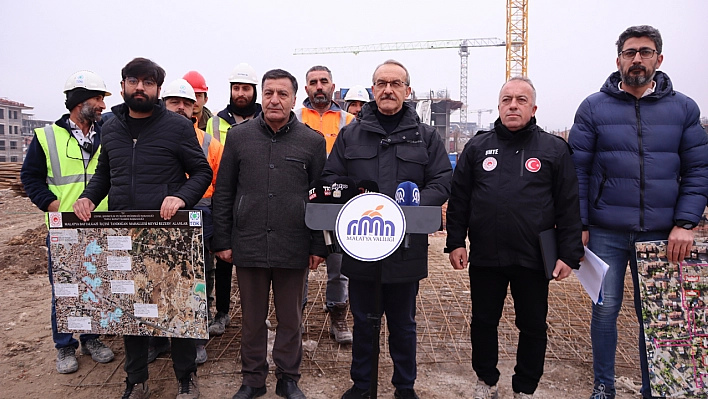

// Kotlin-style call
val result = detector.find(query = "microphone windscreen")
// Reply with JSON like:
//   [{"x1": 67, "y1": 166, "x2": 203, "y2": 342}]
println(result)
[
  {"x1": 308, "y1": 180, "x2": 331, "y2": 203},
  {"x1": 331, "y1": 177, "x2": 358, "y2": 204},
  {"x1": 395, "y1": 181, "x2": 420, "y2": 206},
  {"x1": 357, "y1": 179, "x2": 379, "y2": 194}
]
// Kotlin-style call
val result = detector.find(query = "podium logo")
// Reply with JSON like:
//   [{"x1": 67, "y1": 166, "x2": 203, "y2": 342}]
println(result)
[
  {"x1": 335, "y1": 193, "x2": 405, "y2": 262},
  {"x1": 347, "y1": 205, "x2": 396, "y2": 237}
]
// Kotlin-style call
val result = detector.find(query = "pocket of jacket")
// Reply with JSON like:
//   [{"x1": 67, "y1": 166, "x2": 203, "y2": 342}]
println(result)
[
  {"x1": 285, "y1": 157, "x2": 307, "y2": 170},
  {"x1": 594, "y1": 174, "x2": 607, "y2": 207},
  {"x1": 395, "y1": 145, "x2": 428, "y2": 183},
  {"x1": 234, "y1": 195, "x2": 245, "y2": 227},
  {"x1": 344, "y1": 145, "x2": 377, "y2": 161}
]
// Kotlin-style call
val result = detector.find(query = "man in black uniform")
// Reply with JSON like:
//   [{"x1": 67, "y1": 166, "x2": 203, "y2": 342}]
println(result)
[
  {"x1": 323, "y1": 59, "x2": 452, "y2": 399},
  {"x1": 446, "y1": 76, "x2": 584, "y2": 399}
]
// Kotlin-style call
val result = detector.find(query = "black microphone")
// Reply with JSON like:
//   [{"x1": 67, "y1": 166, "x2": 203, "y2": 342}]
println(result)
[
  {"x1": 331, "y1": 177, "x2": 358, "y2": 204},
  {"x1": 357, "y1": 179, "x2": 379, "y2": 195},
  {"x1": 395, "y1": 181, "x2": 420, "y2": 249},
  {"x1": 309, "y1": 180, "x2": 335, "y2": 253}
]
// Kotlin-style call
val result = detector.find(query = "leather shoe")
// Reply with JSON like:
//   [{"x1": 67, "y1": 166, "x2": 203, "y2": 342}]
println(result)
[
  {"x1": 394, "y1": 388, "x2": 420, "y2": 399},
  {"x1": 231, "y1": 384, "x2": 266, "y2": 399},
  {"x1": 275, "y1": 376, "x2": 306, "y2": 399}
]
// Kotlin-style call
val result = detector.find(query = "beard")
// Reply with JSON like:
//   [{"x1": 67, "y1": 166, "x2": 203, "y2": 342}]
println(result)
[
  {"x1": 78, "y1": 101, "x2": 102, "y2": 124},
  {"x1": 125, "y1": 91, "x2": 158, "y2": 113},
  {"x1": 621, "y1": 64, "x2": 657, "y2": 87},
  {"x1": 310, "y1": 90, "x2": 332, "y2": 107}
]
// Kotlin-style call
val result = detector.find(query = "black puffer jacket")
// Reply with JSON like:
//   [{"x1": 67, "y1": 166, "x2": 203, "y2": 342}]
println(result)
[
  {"x1": 80, "y1": 101, "x2": 212, "y2": 210},
  {"x1": 322, "y1": 101, "x2": 452, "y2": 283},
  {"x1": 211, "y1": 113, "x2": 327, "y2": 269}
]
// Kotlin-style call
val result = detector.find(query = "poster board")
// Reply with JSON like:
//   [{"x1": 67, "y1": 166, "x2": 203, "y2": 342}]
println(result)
[
  {"x1": 637, "y1": 240, "x2": 708, "y2": 398},
  {"x1": 49, "y1": 210, "x2": 208, "y2": 339}
]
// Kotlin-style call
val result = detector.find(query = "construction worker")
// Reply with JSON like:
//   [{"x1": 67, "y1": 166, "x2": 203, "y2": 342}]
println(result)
[
  {"x1": 343, "y1": 85, "x2": 371, "y2": 118},
  {"x1": 205, "y1": 62, "x2": 262, "y2": 337},
  {"x1": 206, "y1": 63, "x2": 262, "y2": 143},
  {"x1": 151, "y1": 79, "x2": 223, "y2": 367},
  {"x1": 295, "y1": 65, "x2": 356, "y2": 345},
  {"x1": 20, "y1": 70, "x2": 114, "y2": 374},
  {"x1": 182, "y1": 71, "x2": 213, "y2": 131}
]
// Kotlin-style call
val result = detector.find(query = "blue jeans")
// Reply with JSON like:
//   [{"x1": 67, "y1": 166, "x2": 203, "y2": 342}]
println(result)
[
  {"x1": 47, "y1": 235, "x2": 98, "y2": 349},
  {"x1": 588, "y1": 226, "x2": 669, "y2": 398}
]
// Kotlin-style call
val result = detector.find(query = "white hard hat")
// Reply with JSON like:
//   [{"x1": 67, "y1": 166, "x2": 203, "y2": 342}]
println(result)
[
  {"x1": 63, "y1": 70, "x2": 111, "y2": 96},
  {"x1": 344, "y1": 85, "x2": 370, "y2": 102},
  {"x1": 162, "y1": 79, "x2": 197, "y2": 102},
  {"x1": 228, "y1": 63, "x2": 258, "y2": 85}
]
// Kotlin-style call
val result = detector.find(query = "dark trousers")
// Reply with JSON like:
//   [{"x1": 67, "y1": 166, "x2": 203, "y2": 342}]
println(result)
[
  {"x1": 237, "y1": 266, "x2": 307, "y2": 387},
  {"x1": 215, "y1": 257, "x2": 234, "y2": 314},
  {"x1": 349, "y1": 278, "x2": 419, "y2": 390},
  {"x1": 469, "y1": 265, "x2": 549, "y2": 395},
  {"x1": 124, "y1": 335, "x2": 196, "y2": 383}
]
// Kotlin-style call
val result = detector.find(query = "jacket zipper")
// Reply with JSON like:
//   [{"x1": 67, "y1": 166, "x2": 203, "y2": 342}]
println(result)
[
  {"x1": 635, "y1": 100, "x2": 645, "y2": 230},
  {"x1": 131, "y1": 139, "x2": 137, "y2": 208},
  {"x1": 519, "y1": 149, "x2": 525, "y2": 176},
  {"x1": 594, "y1": 173, "x2": 607, "y2": 207}
]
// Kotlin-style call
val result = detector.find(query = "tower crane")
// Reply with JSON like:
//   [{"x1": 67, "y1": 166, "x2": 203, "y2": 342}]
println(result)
[
  {"x1": 293, "y1": 1, "x2": 529, "y2": 127},
  {"x1": 294, "y1": 38, "x2": 505, "y2": 127}
]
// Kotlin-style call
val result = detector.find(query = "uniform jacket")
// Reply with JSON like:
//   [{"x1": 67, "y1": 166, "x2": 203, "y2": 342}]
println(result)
[
  {"x1": 80, "y1": 101, "x2": 212, "y2": 211},
  {"x1": 322, "y1": 101, "x2": 452, "y2": 283},
  {"x1": 446, "y1": 118, "x2": 584, "y2": 270},
  {"x1": 295, "y1": 98, "x2": 355, "y2": 154},
  {"x1": 22, "y1": 115, "x2": 104, "y2": 211},
  {"x1": 569, "y1": 71, "x2": 708, "y2": 232},
  {"x1": 206, "y1": 104, "x2": 263, "y2": 143},
  {"x1": 211, "y1": 112, "x2": 328, "y2": 269}
]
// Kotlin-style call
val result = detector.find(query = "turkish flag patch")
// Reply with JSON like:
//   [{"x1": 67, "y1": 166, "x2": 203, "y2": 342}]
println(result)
[{"x1": 525, "y1": 158, "x2": 541, "y2": 173}]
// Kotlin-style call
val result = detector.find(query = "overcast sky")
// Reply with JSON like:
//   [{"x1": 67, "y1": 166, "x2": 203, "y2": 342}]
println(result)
[{"x1": 3, "y1": 0, "x2": 707, "y2": 131}]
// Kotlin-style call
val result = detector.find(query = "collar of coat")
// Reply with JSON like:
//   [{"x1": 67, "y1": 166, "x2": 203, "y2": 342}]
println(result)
[
  {"x1": 257, "y1": 111, "x2": 299, "y2": 136},
  {"x1": 357, "y1": 101, "x2": 420, "y2": 136}
]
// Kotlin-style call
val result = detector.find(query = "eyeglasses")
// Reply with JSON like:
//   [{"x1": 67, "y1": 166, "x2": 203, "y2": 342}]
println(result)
[
  {"x1": 66, "y1": 136, "x2": 92, "y2": 162},
  {"x1": 374, "y1": 80, "x2": 408, "y2": 89},
  {"x1": 124, "y1": 77, "x2": 157, "y2": 88},
  {"x1": 618, "y1": 48, "x2": 658, "y2": 60}
]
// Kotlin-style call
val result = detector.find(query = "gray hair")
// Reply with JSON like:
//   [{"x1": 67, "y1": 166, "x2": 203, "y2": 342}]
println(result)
[
  {"x1": 306, "y1": 65, "x2": 332, "y2": 82},
  {"x1": 616, "y1": 25, "x2": 663, "y2": 54},
  {"x1": 372, "y1": 59, "x2": 410, "y2": 86},
  {"x1": 500, "y1": 76, "x2": 536, "y2": 104}
]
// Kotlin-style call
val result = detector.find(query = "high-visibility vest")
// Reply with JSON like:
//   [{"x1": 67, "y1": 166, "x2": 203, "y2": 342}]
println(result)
[
  {"x1": 206, "y1": 115, "x2": 252, "y2": 144},
  {"x1": 34, "y1": 124, "x2": 108, "y2": 217},
  {"x1": 294, "y1": 107, "x2": 354, "y2": 154}
]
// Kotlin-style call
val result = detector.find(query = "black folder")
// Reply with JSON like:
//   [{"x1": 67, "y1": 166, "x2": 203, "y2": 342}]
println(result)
[{"x1": 538, "y1": 228, "x2": 557, "y2": 280}]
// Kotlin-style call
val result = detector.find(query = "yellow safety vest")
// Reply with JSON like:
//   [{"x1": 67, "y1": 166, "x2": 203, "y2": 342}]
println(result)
[
  {"x1": 34, "y1": 124, "x2": 108, "y2": 223},
  {"x1": 206, "y1": 115, "x2": 253, "y2": 144}
]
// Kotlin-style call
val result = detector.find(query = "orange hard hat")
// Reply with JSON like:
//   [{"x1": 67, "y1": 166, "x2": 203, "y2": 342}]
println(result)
[{"x1": 182, "y1": 71, "x2": 208, "y2": 93}]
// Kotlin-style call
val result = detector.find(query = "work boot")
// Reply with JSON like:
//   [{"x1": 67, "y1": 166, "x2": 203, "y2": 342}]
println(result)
[
  {"x1": 341, "y1": 385, "x2": 370, "y2": 399},
  {"x1": 209, "y1": 311, "x2": 230, "y2": 336},
  {"x1": 147, "y1": 339, "x2": 171, "y2": 364},
  {"x1": 176, "y1": 373, "x2": 199, "y2": 399},
  {"x1": 473, "y1": 381, "x2": 499, "y2": 399},
  {"x1": 589, "y1": 383, "x2": 615, "y2": 399},
  {"x1": 121, "y1": 379, "x2": 149, "y2": 399},
  {"x1": 394, "y1": 388, "x2": 420, "y2": 399},
  {"x1": 196, "y1": 344, "x2": 207, "y2": 364},
  {"x1": 80, "y1": 337, "x2": 114, "y2": 363},
  {"x1": 513, "y1": 393, "x2": 534, "y2": 399},
  {"x1": 56, "y1": 346, "x2": 79, "y2": 374},
  {"x1": 328, "y1": 303, "x2": 352, "y2": 344},
  {"x1": 275, "y1": 375, "x2": 305, "y2": 399}
]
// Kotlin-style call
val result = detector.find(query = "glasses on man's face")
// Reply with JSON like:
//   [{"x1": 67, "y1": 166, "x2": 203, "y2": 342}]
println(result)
[
  {"x1": 124, "y1": 77, "x2": 157, "y2": 88},
  {"x1": 374, "y1": 80, "x2": 408, "y2": 90},
  {"x1": 619, "y1": 48, "x2": 658, "y2": 60}
]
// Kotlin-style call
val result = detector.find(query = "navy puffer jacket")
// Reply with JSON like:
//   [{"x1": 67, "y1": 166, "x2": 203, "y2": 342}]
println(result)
[{"x1": 569, "y1": 71, "x2": 708, "y2": 232}]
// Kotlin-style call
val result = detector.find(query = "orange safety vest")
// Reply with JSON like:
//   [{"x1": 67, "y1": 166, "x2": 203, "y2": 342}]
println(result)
[
  {"x1": 194, "y1": 122, "x2": 223, "y2": 198},
  {"x1": 295, "y1": 101, "x2": 355, "y2": 154}
]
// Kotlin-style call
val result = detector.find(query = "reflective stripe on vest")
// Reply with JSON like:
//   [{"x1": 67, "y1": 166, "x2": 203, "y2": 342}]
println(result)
[
  {"x1": 212, "y1": 117, "x2": 221, "y2": 142},
  {"x1": 339, "y1": 110, "x2": 348, "y2": 130},
  {"x1": 43, "y1": 125, "x2": 91, "y2": 186},
  {"x1": 201, "y1": 132, "x2": 212, "y2": 158}
]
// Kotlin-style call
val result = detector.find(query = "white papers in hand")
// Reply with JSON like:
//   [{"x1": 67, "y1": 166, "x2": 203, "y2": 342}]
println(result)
[{"x1": 573, "y1": 247, "x2": 610, "y2": 304}]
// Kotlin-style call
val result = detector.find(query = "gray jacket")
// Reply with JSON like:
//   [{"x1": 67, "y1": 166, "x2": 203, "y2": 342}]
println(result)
[{"x1": 212, "y1": 112, "x2": 328, "y2": 268}]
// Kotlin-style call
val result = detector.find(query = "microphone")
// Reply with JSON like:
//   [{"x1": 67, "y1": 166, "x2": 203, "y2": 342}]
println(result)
[
  {"x1": 309, "y1": 180, "x2": 335, "y2": 253},
  {"x1": 357, "y1": 179, "x2": 379, "y2": 195},
  {"x1": 331, "y1": 177, "x2": 358, "y2": 204},
  {"x1": 395, "y1": 181, "x2": 420, "y2": 249}
]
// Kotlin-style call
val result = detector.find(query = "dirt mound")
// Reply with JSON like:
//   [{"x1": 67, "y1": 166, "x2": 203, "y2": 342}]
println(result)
[{"x1": 0, "y1": 224, "x2": 48, "y2": 276}]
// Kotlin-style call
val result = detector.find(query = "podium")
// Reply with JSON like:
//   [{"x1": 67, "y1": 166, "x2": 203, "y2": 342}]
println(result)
[{"x1": 306, "y1": 198, "x2": 442, "y2": 398}]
